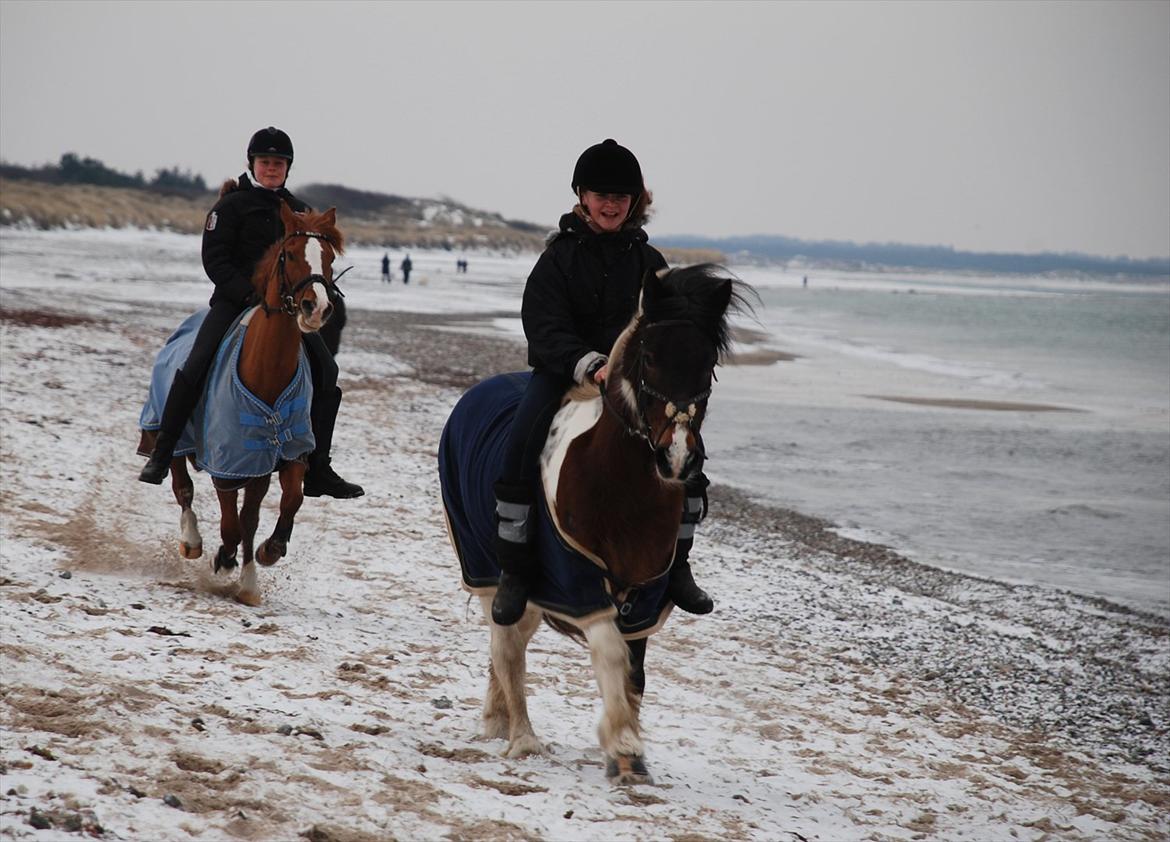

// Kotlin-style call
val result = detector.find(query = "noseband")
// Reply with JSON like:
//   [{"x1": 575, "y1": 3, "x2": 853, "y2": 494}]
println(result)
[
  {"x1": 600, "y1": 319, "x2": 714, "y2": 452},
  {"x1": 269, "y1": 231, "x2": 350, "y2": 317}
]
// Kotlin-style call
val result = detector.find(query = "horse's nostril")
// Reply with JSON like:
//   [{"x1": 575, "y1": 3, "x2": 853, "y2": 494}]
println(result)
[
  {"x1": 301, "y1": 300, "x2": 314, "y2": 317},
  {"x1": 682, "y1": 450, "x2": 704, "y2": 480}
]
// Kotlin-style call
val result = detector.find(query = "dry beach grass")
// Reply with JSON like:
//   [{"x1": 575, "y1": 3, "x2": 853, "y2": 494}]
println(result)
[
  {"x1": 0, "y1": 178, "x2": 723, "y2": 265},
  {"x1": 1, "y1": 277, "x2": 1167, "y2": 841}
]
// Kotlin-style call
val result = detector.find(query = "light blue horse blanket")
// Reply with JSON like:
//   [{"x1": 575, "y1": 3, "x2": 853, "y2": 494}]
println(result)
[{"x1": 140, "y1": 307, "x2": 315, "y2": 480}]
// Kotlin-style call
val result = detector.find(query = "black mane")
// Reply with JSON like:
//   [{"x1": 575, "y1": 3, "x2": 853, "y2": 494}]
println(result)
[{"x1": 642, "y1": 263, "x2": 755, "y2": 360}]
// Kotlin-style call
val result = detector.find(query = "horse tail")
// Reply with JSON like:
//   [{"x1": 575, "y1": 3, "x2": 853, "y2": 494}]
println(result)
[{"x1": 543, "y1": 614, "x2": 587, "y2": 646}]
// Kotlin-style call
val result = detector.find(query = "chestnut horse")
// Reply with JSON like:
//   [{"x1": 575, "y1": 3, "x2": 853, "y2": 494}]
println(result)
[
  {"x1": 439, "y1": 264, "x2": 751, "y2": 784},
  {"x1": 138, "y1": 203, "x2": 344, "y2": 606}
]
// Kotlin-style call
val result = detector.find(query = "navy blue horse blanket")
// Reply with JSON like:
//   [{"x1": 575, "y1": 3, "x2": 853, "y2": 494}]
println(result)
[
  {"x1": 438, "y1": 372, "x2": 673, "y2": 638},
  {"x1": 139, "y1": 307, "x2": 315, "y2": 481}
]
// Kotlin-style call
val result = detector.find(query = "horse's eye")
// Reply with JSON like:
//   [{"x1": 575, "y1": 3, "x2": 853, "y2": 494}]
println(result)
[{"x1": 643, "y1": 351, "x2": 657, "y2": 367}]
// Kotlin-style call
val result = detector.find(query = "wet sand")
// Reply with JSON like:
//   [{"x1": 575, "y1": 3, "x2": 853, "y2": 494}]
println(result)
[{"x1": 864, "y1": 394, "x2": 1084, "y2": 412}]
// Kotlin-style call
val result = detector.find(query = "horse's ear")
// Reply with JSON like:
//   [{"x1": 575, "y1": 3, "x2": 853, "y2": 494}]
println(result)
[
  {"x1": 642, "y1": 267, "x2": 666, "y2": 309},
  {"x1": 279, "y1": 200, "x2": 299, "y2": 233},
  {"x1": 320, "y1": 207, "x2": 337, "y2": 227}
]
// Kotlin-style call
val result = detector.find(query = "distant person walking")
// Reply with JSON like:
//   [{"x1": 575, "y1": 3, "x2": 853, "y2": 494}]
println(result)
[
  {"x1": 382, "y1": 253, "x2": 391, "y2": 283},
  {"x1": 802, "y1": 275, "x2": 808, "y2": 288},
  {"x1": 400, "y1": 254, "x2": 413, "y2": 285}
]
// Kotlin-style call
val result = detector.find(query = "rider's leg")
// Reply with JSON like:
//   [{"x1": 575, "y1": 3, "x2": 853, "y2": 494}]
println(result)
[
  {"x1": 491, "y1": 370, "x2": 569, "y2": 626},
  {"x1": 139, "y1": 300, "x2": 242, "y2": 484},
  {"x1": 301, "y1": 332, "x2": 363, "y2": 499},
  {"x1": 667, "y1": 472, "x2": 715, "y2": 615}
]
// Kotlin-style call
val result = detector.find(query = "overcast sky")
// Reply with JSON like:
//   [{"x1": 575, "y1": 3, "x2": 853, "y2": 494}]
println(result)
[{"x1": 2, "y1": 1, "x2": 1167, "y2": 259}]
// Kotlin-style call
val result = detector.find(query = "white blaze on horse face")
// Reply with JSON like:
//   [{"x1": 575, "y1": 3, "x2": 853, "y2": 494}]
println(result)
[
  {"x1": 665, "y1": 423, "x2": 691, "y2": 478},
  {"x1": 541, "y1": 397, "x2": 602, "y2": 504},
  {"x1": 297, "y1": 238, "x2": 331, "y2": 330}
]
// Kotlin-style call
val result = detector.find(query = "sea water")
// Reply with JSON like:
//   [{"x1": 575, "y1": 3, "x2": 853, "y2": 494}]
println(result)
[{"x1": 704, "y1": 265, "x2": 1170, "y2": 616}]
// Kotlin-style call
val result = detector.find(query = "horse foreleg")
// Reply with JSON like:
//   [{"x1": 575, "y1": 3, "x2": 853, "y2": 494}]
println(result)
[
  {"x1": 257, "y1": 461, "x2": 305, "y2": 566},
  {"x1": 170, "y1": 457, "x2": 202, "y2": 559},
  {"x1": 213, "y1": 487, "x2": 241, "y2": 577},
  {"x1": 235, "y1": 476, "x2": 270, "y2": 607},
  {"x1": 585, "y1": 621, "x2": 651, "y2": 785},
  {"x1": 479, "y1": 596, "x2": 543, "y2": 757},
  {"x1": 626, "y1": 636, "x2": 648, "y2": 717}
]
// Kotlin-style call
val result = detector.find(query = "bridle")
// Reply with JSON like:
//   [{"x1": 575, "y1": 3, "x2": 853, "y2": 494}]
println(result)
[
  {"x1": 267, "y1": 230, "x2": 351, "y2": 317},
  {"x1": 599, "y1": 318, "x2": 714, "y2": 453}
]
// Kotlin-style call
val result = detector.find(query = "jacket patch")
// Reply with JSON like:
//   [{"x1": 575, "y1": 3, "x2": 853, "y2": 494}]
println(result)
[{"x1": 206, "y1": 211, "x2": 218, "y2": 231}]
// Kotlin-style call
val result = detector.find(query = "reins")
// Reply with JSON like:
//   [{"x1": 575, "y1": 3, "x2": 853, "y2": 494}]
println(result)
[{"x1": 263, "y1": 231, "x2": 349, "y2": 317}]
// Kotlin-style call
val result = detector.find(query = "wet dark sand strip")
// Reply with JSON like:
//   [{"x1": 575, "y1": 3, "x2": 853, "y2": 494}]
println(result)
[{"x1": 864, "y1": 395, "x2": 1084, "y2": 412}]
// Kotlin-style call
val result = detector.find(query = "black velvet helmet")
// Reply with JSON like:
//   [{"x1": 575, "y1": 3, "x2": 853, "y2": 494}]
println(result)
[
  {"x1": 571, "y1": 138, "x2": 643, "y2": 196},
  {"x1": 247, "y1": 126, "x2": 294, "y2": 164}
]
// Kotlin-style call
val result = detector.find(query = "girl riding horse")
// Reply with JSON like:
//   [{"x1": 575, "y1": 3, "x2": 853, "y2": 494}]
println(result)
[
  {"x1": 138, "y1": 126, "x2": 362, "y2": 500},
  {"x1": 491, "y1": 138, "x2": 714, "y2": 626}
]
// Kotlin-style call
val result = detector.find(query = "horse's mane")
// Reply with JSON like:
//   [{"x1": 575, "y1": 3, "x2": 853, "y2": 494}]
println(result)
[
  {"x1": 642, "y1": 264, "x2": 755, "y2": 361},
  {"x1": 250, "y1": 207, "x2": 346, "y2": 296}
]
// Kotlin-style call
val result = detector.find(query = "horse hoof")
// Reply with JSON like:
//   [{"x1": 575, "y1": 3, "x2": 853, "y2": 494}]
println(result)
[
  {"x1": 503, "y1": 734, "x2": 544, "y2": 758},
  {"x1": 235, "y1": 590, "x2": 262, "y2": 607},
  {"x1": 257, "y1": 541, "x2": 285, "y2": 567},
  {"x1": 213, "y1": 548, "x2": 238, "y2": 573},
  {"x1": 482, "y1": 715, "x2": 509, "y2": 741},
  {"x1": 606, "y1": 755, "x2": 653, "y2": 786},
  {"x1": 179, "y1": 541, "x2": 203, "y2": 560}
]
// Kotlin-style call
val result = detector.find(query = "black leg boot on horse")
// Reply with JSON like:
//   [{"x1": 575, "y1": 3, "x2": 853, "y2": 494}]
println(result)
[
  {"x1": 139, "y1": 369, "x2": 201, "y2": 484},
  {"x1": 491, "y1": 480, "x2": 537, "y2": 626},
  {"x1": 303, "y1": 385, "x2": 364, "y2": 499},
  {"x1": 667, "y1": 473, "x2": 714, "y2": 615}
]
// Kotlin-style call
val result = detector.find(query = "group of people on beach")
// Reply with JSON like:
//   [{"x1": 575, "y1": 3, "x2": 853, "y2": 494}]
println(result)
[
  {"x1": 137, "y1": 127, "x2": 715, "y2": 625},
  {"x1": 380, "y1": 253, "x2": 414, "y2": 284}
]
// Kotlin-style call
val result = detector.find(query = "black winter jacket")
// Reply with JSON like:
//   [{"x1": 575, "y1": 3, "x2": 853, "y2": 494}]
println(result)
[
  {"x1": 521, "y1": 212, "x2": 668, "y2": 380},
  {"x1": 201, "y1": 173, "x2": 310, "y2": 307}
]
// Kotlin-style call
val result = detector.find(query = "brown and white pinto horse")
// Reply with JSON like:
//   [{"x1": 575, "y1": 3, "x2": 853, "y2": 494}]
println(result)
[
  {"x1": 443, "y1": 264, "x2": 751, "y2": 784},
  {"x1": 139, "y1": 202, "x2": 344, "y2": 606}
]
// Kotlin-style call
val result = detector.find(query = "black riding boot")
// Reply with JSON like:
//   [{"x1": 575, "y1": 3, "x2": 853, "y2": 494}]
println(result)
[
  {"x1": 491, "y1": 481, "x2": 535, "y2": 626},
  {"x1": 667, "y1": 475, "x2": 714, "y2": 615},
  {"x1": 303, "y1": 386, "x2": 364, "y2": 499},
  {"x1": 667, "y1": 544, "x2": 714, "y2": 615},
  {"x1": 139, "y1": 370, "x2": 200, "y2": 485}
]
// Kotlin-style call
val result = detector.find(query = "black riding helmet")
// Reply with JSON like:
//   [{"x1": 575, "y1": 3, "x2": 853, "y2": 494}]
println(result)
[
  {"x1": 571, "y1": 138, "x2": 643, "y2": 197},
  {"x1": 247, "y1": 126, "x2": 294, "y2": 174}
]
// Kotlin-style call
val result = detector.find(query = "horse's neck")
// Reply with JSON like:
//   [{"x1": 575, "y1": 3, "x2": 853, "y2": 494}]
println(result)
[
  {"x1": 237, "y1": 309, "x2": 302, "y2": 405},
  {"x1": 546, "y1": 401, "x2": 684, "y2": 586}
]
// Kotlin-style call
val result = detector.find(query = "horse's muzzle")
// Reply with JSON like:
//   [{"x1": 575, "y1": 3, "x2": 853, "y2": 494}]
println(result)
[
  {"x1": 654, "y1": 446, "x2": 703, "y2": 483},
  {"x1": 297, "y1": 300, "x2": 331, "y2": 333}
]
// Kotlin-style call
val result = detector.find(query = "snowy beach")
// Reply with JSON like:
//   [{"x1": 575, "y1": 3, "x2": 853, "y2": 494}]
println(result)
[{"x1": 1, "y1": 228, "x2": 1168, "y2": 840}]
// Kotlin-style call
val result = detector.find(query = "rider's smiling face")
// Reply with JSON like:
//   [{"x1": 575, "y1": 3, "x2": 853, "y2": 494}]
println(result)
[
  {"x1": 581, "y1": 190, "x2": 633, "y2": 233},
  {"x1": 252, "y1": 155, "x2": 289, "y2": 189}
]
